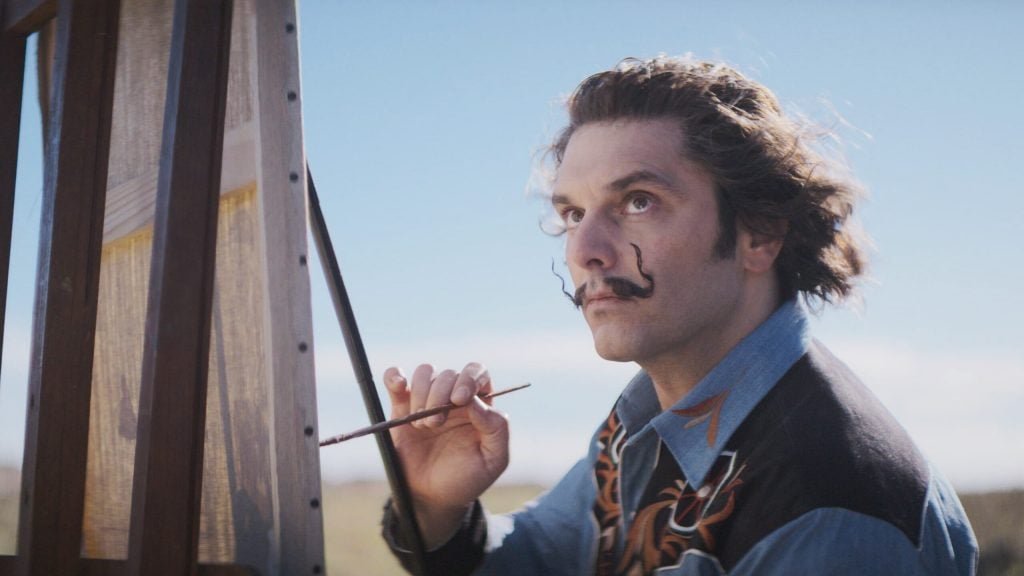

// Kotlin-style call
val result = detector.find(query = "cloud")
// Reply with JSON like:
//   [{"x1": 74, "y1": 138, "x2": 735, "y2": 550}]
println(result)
[
  {"x1": 317, "y1": 328, "x2": 1024, "y2": 493},
  {"x1": 8, "y1": 317, "x2": 1007, "y2": 492},
  {"x1": 316, "y1": 327, "x2": 627, "y2": 382},
  {"x1": 824, "y1": 339, "x2": 1024, "y2": 492}
]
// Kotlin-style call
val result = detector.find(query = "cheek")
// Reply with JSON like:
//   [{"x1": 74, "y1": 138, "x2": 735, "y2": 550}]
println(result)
[
  {"x1": 665, "y1": 216, "x2": 724, "y2": 265},
  {"x1": 643, "y1": 235, "x2": 725, "y2": 291},
  {"x1": 639, "y1": 233, "x2": 695, "y2": 273}
]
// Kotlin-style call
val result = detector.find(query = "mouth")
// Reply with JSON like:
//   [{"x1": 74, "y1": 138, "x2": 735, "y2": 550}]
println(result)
[
  {"x1": 582, "y1": 291, "x2": 629, "y2": 310},
  {"x1": 584, "y1": 289, "x2": 618, "y2": 302},
  {"x1": 575, "y1": 273, "x2": 653, "y2": 308}
]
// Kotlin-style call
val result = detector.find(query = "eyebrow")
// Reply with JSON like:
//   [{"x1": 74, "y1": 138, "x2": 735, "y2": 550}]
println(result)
[
  {"x1": 608, "y1": 169, "x2": 675, "y2": 192},
  {"x1": 550, "y1": 169, "x2": 677, "y2": 207}
]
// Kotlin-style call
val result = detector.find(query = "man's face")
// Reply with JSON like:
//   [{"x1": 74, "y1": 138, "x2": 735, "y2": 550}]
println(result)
[{"x1": 552, "y1": 119, "x2": 748, "y2": 366}]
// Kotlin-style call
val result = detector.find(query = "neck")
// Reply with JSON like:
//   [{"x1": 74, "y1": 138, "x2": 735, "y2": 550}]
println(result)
[{"x1": 645, "y1": 286, "x2": 781, "y2": 410}]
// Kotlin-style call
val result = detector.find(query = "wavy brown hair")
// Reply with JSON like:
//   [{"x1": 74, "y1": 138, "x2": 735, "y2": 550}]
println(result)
[{"x1": 549, "y1": 56, "x2": 866, "y2": 305}]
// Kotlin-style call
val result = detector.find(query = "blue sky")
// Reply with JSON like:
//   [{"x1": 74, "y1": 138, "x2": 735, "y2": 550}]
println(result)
[
  {"x1": 2, "y1": 2, "x2": 1022, "y2": 492},
  {"x1": 300, "y1": 2, "x2": 1024, "y2": 491}
]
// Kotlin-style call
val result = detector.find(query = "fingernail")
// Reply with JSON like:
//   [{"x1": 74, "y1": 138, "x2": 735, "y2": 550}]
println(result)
[{"x1": 452, "y1": 386, "x2": 471, "y2": 404}]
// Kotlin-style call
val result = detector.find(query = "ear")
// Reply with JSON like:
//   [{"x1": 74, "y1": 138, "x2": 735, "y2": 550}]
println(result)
[{"x1": 737, "y1": 221, "x2": 786, "y2": 274}]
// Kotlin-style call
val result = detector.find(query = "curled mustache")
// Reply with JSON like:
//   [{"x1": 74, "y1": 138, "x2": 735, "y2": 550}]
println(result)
[{"x1": 551, "y1": 243, "x2": 655, "y2": 309}]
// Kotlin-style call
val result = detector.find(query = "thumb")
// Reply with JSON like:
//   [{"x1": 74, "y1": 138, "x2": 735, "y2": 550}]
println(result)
[{"x1": 467, "y1": 396, "x2": 510, "y2": 469}]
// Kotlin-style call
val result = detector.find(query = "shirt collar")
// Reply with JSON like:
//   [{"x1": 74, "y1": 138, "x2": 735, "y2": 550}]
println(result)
[{"x1": 615, "y1": 299, "x2": 810, "y2": 487}]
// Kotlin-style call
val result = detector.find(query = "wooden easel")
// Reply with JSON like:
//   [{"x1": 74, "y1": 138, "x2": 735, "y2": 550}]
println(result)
[{"x1": 0, "y1": 1, "x2": 325, "y2": 574}]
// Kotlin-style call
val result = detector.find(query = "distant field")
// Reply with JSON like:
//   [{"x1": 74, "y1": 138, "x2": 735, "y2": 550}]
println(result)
[
  {"x1": 0, "y1": 475, "x2": 1020, "y2": 575},
  {"x1": 322, "y1": 482, "x2": 546, "y2": 576},
  {"x1": 961, "y1": 490, "x2": 1024, "y2": 576}
]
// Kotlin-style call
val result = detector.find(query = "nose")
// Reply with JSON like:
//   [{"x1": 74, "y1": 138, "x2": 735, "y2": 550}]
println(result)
[{"x1": 566, "y1": 212, "x2": 619, "y2": 272}]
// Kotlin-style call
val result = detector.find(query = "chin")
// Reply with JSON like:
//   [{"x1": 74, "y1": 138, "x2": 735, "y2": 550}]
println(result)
[{"x1": 590, "y1": 333, "x2": 640, "y2": 363}]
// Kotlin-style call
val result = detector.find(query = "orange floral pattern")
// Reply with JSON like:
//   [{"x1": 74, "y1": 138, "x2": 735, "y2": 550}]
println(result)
[
  {"x1": 593, "y1": 410, "x2": 628, "y2": 575},
  {"x1": 616, "y1": 450, "x2": 745, "y2": 573},
  {"x1": 591, "y1": 409, "x2": 746, "y2": 576},
  {"x1": 672, "y1": 389, "x2": 729, "y2": 447}
]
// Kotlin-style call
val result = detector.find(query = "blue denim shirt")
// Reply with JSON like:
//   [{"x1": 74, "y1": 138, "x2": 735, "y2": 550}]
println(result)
[{"x1": 471, "y1": 301, "x2": 978, "y2": 575}]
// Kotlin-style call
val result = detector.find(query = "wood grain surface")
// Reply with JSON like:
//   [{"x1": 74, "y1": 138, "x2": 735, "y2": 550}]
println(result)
[{"x1": 16, "y1": 2, "x2": 120, "y2": 574}]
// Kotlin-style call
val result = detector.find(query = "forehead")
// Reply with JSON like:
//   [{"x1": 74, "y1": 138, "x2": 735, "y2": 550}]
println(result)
[{"x1": 554, "y1": 119, "x2": 694, "y2": 193}]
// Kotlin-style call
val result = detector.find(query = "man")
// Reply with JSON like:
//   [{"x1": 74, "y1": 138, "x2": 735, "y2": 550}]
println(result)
[{"x1": 380, "y1": 56, "x2": 978, "y2": 575}]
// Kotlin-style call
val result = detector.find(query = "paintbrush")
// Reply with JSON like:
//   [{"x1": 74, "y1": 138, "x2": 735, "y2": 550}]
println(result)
[{"x1": 319, "y1": 383, "x2": 531, "y2": 447}]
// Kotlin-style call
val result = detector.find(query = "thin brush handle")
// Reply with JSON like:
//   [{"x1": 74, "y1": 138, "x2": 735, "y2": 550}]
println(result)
[{"x1": 319, "y1": 383, "x2": 530, "y2": 447}]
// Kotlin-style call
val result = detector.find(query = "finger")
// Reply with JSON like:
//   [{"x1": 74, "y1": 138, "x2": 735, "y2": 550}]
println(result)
[
  {"x1": 451, "y1": 362, "x2": 490, "y2": 406},
  {"x1": 382, "y1": 366, "x2": 410, "y2": 419},
  {"x1": 467, "y1": 396, "x2": 510, "y2": 473},
  {"x1": 423, "y1": 369, "x2": 458, "y2": 427},
  {"x1": 409, "y1": 364, "x2": 436, "y2": 422}
]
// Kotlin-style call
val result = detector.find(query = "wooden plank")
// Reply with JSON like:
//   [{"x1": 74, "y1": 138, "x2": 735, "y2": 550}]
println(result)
[
  {"x1": 253, "y1": 1, "x2": 325, "y2": 573},
  {"x1": 0, "y1": 556, "x2": 261, "y2": 576},
  {"x1": 15, "y1": 1, "x2": 120, "y2": 575},
  {"x1": 125, "y1": 0, "x2": 234, "y2": 574},
  {"x1": 0, "y1": 32, "x2": 25, "y2": 377},
  {"x1": 1, "y1": 0, "x2": 54, "y2": 34},
  {"x1": 80, "y1": 558, "x2": 260, "y2": 576},
  {"x1": 80, "y1": 1, "x2": 264, "y2": 561},
  {"x1": 80, "y1": 1, "x2": 289, "y2": 567},
  {"x1": 34, "y1": 19, "x2": 53, "y2": 139}
]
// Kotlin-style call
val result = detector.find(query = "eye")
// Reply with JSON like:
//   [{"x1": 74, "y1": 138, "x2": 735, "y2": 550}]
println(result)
[
  {"x1": 624, "y1": 193, "x2": 653, "y2": 214},
  {"x1": 561, "y1": 207, "x2": 584, "y2": 229}
]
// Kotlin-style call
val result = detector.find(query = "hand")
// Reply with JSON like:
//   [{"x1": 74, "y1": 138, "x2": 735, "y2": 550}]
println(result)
[{"x1": 383, "y1": 362, "x2": 510, "y2": 548}]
